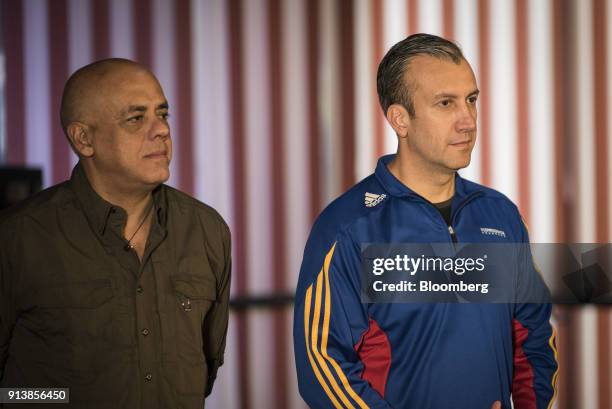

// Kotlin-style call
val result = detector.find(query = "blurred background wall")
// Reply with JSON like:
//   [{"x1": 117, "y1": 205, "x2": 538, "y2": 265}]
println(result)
[{"x1": 0, "y1": 0, "x2": 610, "y2": 408}]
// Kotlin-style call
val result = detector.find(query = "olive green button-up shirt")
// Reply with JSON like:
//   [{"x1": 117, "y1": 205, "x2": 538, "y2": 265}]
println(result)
[{"x1": 0, "y1": 164, "x2": 231, "y2": 409}]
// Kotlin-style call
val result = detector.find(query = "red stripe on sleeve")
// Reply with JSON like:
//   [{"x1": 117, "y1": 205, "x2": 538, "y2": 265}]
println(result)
[
  {"x1": 354, "y1": 317, "x2": 391, "y2": 398},
  {"x1": 512, "y1": 318, "x2": 537, "y2": 409}
]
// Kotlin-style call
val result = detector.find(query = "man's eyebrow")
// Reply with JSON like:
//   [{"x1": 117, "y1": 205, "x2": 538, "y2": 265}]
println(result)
[
  {"x1": 433, "y1": 89, "x2": 480, "y2": 99},
  {"x1": 120, "y1": 102, "x2": 168, "y2": 117},
  {"x1": 433, "y1": 92, "x2": 459, "y2": 100},
  {"x1": 125, "y1": 105, "x2": 147, "y2": 114}
]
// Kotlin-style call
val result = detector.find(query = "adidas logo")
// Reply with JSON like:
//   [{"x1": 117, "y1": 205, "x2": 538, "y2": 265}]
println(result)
[
  {"x1": 364, "y1": 192, "x2": 387, "y2": 208},
  {"x1": 480, "y1": 227, "x2": 506, "y2": 238}
]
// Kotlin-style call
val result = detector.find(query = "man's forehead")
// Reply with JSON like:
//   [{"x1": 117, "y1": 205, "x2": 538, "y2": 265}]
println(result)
[
  {"x1": 101, "y1": 74, "x2": 167, "y2": 111},
  {"x1": 406, "y1": 55, "x2": 477, "y2": 94},
  {"x1": 107, "y1": 68, "x2": 163, "y2": 91}
]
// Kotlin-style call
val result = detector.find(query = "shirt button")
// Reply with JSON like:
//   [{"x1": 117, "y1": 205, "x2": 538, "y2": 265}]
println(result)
[
  {"x1": 136, "y1": 286, "x2": 143, "y2": 294},
  {"x1": 141, "y1": 328, "x2": 150, "y2": 336},
  {"x1": 145, "y1": 373, "x2": 152, "y2": 382}
]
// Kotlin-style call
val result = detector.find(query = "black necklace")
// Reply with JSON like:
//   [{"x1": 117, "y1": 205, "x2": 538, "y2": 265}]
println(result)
[{"x1": 124, "y1": 203, "x2": 154, "y2": 251}]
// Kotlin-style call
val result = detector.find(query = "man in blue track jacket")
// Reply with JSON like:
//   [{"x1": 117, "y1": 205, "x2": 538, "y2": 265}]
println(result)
[{"x1": 293, "y1": 34, "x2": 558, "y2": 409}]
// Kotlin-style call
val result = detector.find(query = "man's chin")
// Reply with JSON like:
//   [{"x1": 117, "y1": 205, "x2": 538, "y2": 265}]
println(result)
[
  {"x1": 144, "y1": 169, "x2": 170, "y2": 186},
  {"x1": 449, "y1": 156, "x2": 472, "y2": 171}
]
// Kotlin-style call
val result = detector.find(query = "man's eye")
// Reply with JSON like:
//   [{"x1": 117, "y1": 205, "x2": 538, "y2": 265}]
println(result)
[
  {"x1": 468, "y1": 96, "x2": 478, "y2": 104},
  {"x1": 127, "y1": 115, "x2": 144, "y2": 123},
  {"x1": 438, "y1": 100, "x2": 451, "y2": 107},
  {"x1": 159, "y1": 112, "x2": 170, "y2": 120}
]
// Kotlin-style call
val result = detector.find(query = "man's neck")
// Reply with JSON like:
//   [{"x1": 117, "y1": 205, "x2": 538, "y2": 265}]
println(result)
[
  {"x1": 82, "y1": 166, "x2": 154, "y2": 220},
  {"x1": 388, "y1": 153, "x2": 455, "y2": 204}
]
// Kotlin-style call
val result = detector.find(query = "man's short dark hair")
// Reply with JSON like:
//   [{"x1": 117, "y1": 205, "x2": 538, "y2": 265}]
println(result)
[{"x1": 376, "y1": 33, "x2": 465, "y2": 118}]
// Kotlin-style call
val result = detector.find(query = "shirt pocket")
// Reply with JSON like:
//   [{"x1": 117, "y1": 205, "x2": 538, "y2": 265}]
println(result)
[
  {"x1": 163, "y1": 258, "x2": 217, "y2": 395},
  {"x1": 170, "y1": 272, "x2": 217, "y2": 360}
]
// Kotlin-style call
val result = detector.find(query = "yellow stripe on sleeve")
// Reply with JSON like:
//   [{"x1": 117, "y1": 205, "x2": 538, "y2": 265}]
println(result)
[
  {"x1": 304, "y1": 283, "x2": 343, "y2": 408},
  {"x1": 547, "y1": 326, "x2": 560, "y2": 409},
  {"x1": 320, "y1": 243, "x2": 370, "y2": 409},
  {"x1": 311, "y1": 270, "x2": 356, "y2": 408}
]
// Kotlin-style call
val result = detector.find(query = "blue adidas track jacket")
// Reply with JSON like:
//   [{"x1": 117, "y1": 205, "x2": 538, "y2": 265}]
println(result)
[{"x1": 293, "y1": 155, "x2": 558, "y2": 409}]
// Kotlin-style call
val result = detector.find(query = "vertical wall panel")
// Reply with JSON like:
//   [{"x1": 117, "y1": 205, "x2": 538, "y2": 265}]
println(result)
[
  {"x1": 609, "y1": 0, "x2": 612, "y2": 241},
  {"x1": 175, "y1": 0, "x2": 194, "y2": 195},
  {"x1": 109, "y1": 0, "x2": 134, "y2": 59},
  {"x1": 3, "y1": 0, "x2": 25, "y2": 164},
  {"x1": 382, "y1": 0, "x2": 407, "y2": 154},
  {"x1": 206, "y1": 312, "x2": 239, "y2": 409},
  {"x1": 477, "y1": 0, "x2": 491, "y2": 186},
  {"x1": 23, "y1": 0, "x2": 51, "y2": 187},
  {"x1": 132, "y1": 0, "x2": 152, "y2": 67},
  {"x1": 418, "y1": 0, "x2": 442, "y2": 36},
  {"x1": 354, "y1": 0, "x2": 376, "y2": 180},
  {"x1": 442, "y1": 0, "x2": 454, "y2": 39},
  {"x1": 527, "y1": 0, "x2": 555, "y2": 243},
  {"x1": 91, "y1": 0, "x2": 110, "y2": 60},
  {"x1": 191, "y1": 0, "x2": 233, "y2": 219},
  {"x1": 337, "y1": 0, "x2": 356, "y2": 189},
  {"x1": 515, "y1": 0, "x2": 530, "y2": 220},
  {"x1": 407, "y1": 0, "x2": 418, "y2": 34},
  {"x1": 242, "y1": 0, "x2": 275, "y2": 407},
  {"x1": 319, "y1": 0, "x2": 341, "y2": 201},
  {"x1": 67, "y1": 0, "x2": 92, "y2": 169},
  {"x1": 268, "y1": 0, "x2": 289, "y2": 406},
  {"x1": 592, "y1": 0, "x2": 609, "y2": 244},
  {"x1": 489, "y1": 0, "x2": 518, "y2": 202},
  {"x1": 306, "y1": 0, "x2": 322, "y2": 220},
  {"x1": 581, "y1": 306, "x2": 598, "y2": 409},
  {"x1": 243, "y1": 0, "x2": 272, "y2": 295},
  {"x1": 151, "y1": 0, "x2": 178, "y2": 188},
  {"x1": 48, "y1": 0, "x2": 70, "y2": 184},
  {"x1": 454, "y1": 0, "x2": 481, "y2": 184},
  {"x1": 283, "y1": 0, "x2": 310, "y2": 291},
  {"x1": 226, "y1": 0, "x2": 250, "y2": 407},
  {"x1": 593, "y1": 2, "x2": 611, "y2": 408},
  {"x1": 576, "y1": 0, "x2": 596, "y2": 245},
  {"x1": 370, "y1": 0, "x2": 385, "y2": 162}
]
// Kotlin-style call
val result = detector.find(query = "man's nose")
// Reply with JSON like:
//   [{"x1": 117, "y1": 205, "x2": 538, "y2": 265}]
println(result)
[
  {"x1": 456, "y1": 104, "x2": 477, "y2": 133},
  {"x1": 149, "y1": 116, "x2": 170, "y2": 139}
]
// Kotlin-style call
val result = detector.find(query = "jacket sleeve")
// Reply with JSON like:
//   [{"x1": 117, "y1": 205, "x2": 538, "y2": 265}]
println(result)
[
  {"x1": 202, "y1": 221, "x2": 231, "y2": 397},
  {"x1": 511, "y1": 218, "x2": 559, "y2": 409},
  {"x1": 294, "y1": 230, "x2": 392, "y2": 409}
]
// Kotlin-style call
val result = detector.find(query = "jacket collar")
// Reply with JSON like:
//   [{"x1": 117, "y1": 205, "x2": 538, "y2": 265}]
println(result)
[{"x1": 374, "y1": 154, "x2": 484, "y2": 201}]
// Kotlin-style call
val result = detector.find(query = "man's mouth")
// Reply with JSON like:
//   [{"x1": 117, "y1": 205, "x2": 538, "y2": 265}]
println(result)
[
  {"x1": 144, "y1": 151, "x2": 167, "y2": 159},
  {"x1": 449, "y1": 140, "x2": 471, "y2": 147}
]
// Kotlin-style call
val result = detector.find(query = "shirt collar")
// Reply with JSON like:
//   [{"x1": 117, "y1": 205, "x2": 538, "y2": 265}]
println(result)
[
  {"x1": 69, "y1": 162, "x2": 168, "y2": 236},
  {"x1": 373, "y1": 154, "x2": 482, "y2": 200}
]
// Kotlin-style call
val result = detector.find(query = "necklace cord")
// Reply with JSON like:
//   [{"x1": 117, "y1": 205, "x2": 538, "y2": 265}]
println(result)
[{"x1": 124, "y1": 201, "x2": 154, "y2": 251}]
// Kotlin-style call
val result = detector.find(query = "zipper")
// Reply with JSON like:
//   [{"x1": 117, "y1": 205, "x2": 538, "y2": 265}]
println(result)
[
  {"x1": 448, "y1": 191, "x2": 482, "y2": 243},
  {"x1": 450, "y1": 192, "x2": 482, "y2": 226},
  {"x1": 448, "y1": 225, "x2": 458, "y2": 243},
  {"x1": 408, "y1": 190, "x2": 483, "y2": 243}
]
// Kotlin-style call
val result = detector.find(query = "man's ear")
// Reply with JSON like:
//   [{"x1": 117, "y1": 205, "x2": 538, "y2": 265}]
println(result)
[
  {"x1": 66, "y1": 122, "x2": 94, "y2": 158},
  {"x1": 385, "y1": 104, "x2": 411, "y2": 139}
]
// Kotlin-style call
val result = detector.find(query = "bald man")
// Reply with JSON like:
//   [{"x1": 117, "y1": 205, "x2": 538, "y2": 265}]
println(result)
[{"x1": 0, "y1": 59, "x2": 231, "y2": 408}]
